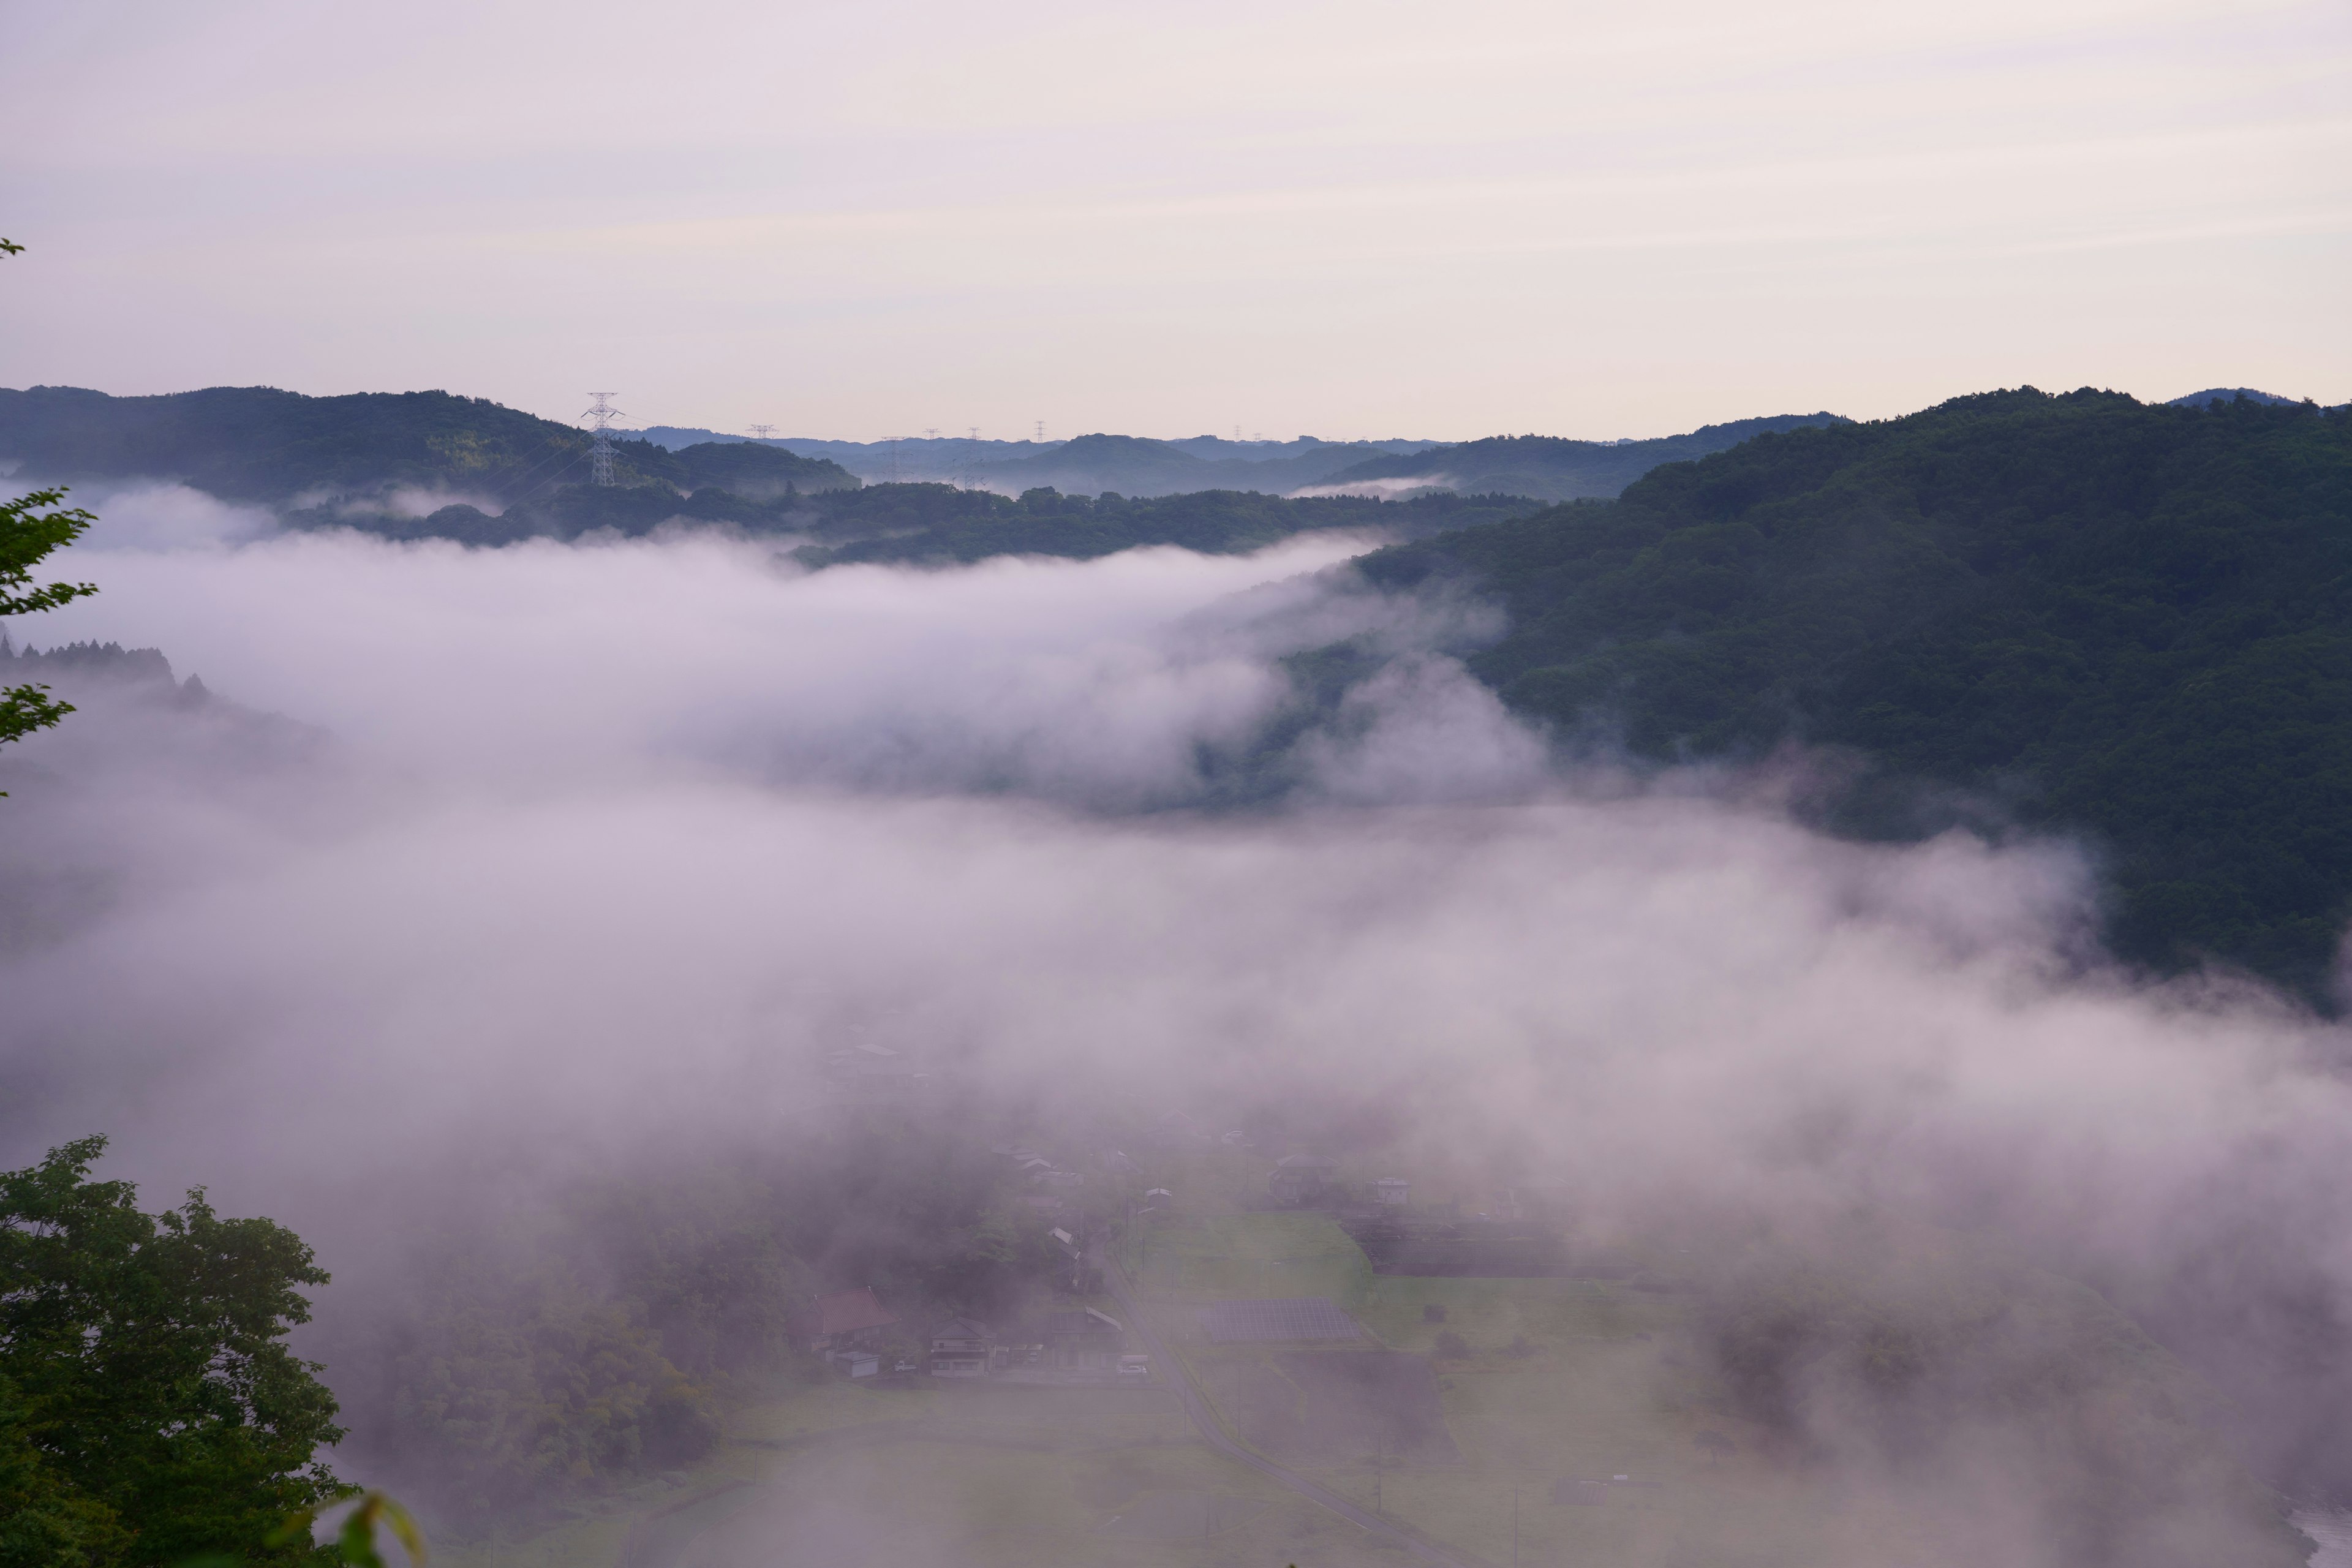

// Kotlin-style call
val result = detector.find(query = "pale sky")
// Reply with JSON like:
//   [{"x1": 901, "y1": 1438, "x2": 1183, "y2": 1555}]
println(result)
[{"x1": 2, "y1": 0, "x2": 2345, "y2": 440}]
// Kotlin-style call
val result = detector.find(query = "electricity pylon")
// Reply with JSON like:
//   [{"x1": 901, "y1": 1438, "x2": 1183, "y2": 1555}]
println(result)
[{"x1": 582, "y1": 392, "x2": 622, "y2": 486}]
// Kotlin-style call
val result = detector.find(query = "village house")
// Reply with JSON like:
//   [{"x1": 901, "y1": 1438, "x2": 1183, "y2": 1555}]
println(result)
[
  {"x1": 1376, "y1": 1177, "x2": 1410, "y2": 1207},
  {"x1": 928, "y1": 1316, "x2": 994, "y2": 1378},
  {"x1": 795, "y1": 1286, "x2": 900, "y2": 1358},
  {"x1": 1269, "y1": 1153, "x2": 1340, "y2": 1204},
  {"x1": 1040, "y1": 1306, "x2": 1126, "y2": 1370}
]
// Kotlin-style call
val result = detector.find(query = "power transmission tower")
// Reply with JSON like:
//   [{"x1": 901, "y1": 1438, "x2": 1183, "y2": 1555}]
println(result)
[
  {"x1": 582, "y1": 392, "x2": 622, "y2": 486},
  {"x1": 746, "y1": 423, "x2": 777, "y2": 440},
  {"x1": 1033, "y1": 419, "x2": 1045, "y2": 442},
  {"x1": 962, "y1": 426, "x2": 984, "y2": 491}
]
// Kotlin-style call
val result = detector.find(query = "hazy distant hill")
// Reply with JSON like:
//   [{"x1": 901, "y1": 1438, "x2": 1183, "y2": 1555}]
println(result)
[
  {"x1": 1313, "y1": 413, "x2": 1849, "y2": 502},
  {"x1": 793, "y1": 487, "x2": 1542, "y2": 568},
  {"x1": 628, "y1": 426, "x2": 1438, "y2": 497},
  {"x1": 1359, "y1": 389, "x2": 2352, "y2": 995},
  {"x1": 2165, "y1": 388, "x2": 2301, "y2": 409},
  {"x1": 0, "y1": 386, "x2": 857, "y2": 504}
]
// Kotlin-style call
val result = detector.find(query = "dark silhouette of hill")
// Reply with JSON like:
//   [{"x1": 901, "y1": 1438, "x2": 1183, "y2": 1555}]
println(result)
[
  {"x1": 2165, "y1": 388, "x2": 2301, "y2": 409},
  {"x1": 1358, "y1": 388, "x2": 2352, "y2": 997},
  {"x1": 1314, "y1": 414, "x2": 1849, "y2": 502},
  {"x1": 625, "y1": 428, "x2": 1438, "y2": 494},
  {"x1": 0, "y1": 386, "x2": 857, "y2": 503}
]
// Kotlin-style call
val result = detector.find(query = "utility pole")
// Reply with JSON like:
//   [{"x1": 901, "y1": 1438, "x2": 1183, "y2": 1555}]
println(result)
[
  {"x1": 582, "y1": 392, "x2": 622, "y2": 486},
  {"x1": 746, "y1": 423, "x2": 777, "y2": 440},
  {"x1": 1512, "y1": 1485, "x2": 1520, "y2": 1568}
]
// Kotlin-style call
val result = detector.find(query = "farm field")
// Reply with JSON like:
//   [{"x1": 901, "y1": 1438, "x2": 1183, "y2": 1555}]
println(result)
[
  {"x1": 1148, "y1": 1215, "x2": 1969, "y2": 1566},
  {"x1": 440, "y1": 1371, "x2": 1400, "y2": 1568},
  {"x1": 444, "y1": 1216, "x2": 1959, "y2": 1568}
]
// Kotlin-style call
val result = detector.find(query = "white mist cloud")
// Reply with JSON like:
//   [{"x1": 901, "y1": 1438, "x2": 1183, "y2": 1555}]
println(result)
[{"x1": 5, "y1": 524, "x2": 2352, "y2": 1550}]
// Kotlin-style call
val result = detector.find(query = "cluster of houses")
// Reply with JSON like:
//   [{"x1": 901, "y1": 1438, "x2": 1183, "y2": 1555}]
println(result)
[
  {"x1": 795, "y1": 1287, "x2": 1147, "y2": 1384},
  {"x1": 997, "y1": 1142, "x2": 1088, "y2": 1214},
  {"x1": 1268, "y1": 1152, "x2": 1409, "y2": 1211}
]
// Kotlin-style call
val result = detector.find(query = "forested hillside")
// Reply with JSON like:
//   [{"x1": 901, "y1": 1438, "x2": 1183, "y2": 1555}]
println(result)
[
  {"x1": 1359, "y1": 390, "x2": 2352, "y2": 995},
  {"x1": 1314, "y1": 412, "x2": 1847, "y2": 500},
  {"x1": 791, "y1": 486, "x2": 1544, "y2": 565},
  {"x1": 0, "y1": 386, "x2": 857, "y2": 503}
]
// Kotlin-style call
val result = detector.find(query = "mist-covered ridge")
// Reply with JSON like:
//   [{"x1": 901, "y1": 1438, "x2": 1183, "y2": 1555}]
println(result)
[
  {"x1": 1359, "y1": 386, "x2": 2352, "y2": 997},
  {"x1": 1305, "y1": 413, "x2": 1851, "y2": 501}
]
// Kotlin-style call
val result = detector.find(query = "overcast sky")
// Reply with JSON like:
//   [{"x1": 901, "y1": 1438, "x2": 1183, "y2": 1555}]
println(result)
[{"x1": 2, "y1": 0, "x2": 2345, "y2": 440}]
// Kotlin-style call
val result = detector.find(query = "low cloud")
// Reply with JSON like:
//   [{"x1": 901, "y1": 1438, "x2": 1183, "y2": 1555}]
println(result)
[{"x1": 5, "y1": 508, "x2": 2352, "y2": 1553}]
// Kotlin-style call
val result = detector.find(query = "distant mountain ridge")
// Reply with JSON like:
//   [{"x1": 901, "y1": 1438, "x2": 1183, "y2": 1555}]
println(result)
[
  {"x1": 625, "y1": 426, "x2": 1441, "y2": 497},
  {"x1": 1310, "y1": 414, "x2": 1850, "y2": 502},
  {"x1": 0, "y1": 386, "x2": 858, "y2": 504},
  {"x1": 2165, "y1": 388, "x2": 2302, "y2": 409}
]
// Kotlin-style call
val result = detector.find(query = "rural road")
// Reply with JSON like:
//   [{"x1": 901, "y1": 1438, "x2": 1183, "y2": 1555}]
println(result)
[{"x1": 1097, "y1": 1240, "x2": 1479, "y2": 1568}]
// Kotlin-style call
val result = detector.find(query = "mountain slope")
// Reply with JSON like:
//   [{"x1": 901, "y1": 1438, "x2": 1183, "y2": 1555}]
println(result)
[
  {"x1": 1358, "y1": 388, "x2": 2352, "y2": 994},
  {"x1": 0, "y1": 386, "x2": 856, "y2": 502},
  {"x1": 1314, "y1": 413, "x2": 1849, "y2": 500}
]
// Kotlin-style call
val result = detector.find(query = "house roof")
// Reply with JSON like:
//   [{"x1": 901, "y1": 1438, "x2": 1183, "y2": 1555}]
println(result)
[
  {"x1": 811, "y1": 1287, "x2": 899, "y2": 1336},
  {"x1": 932, "y1": 1316, "x2": 993, "y2": 1340},
  {"x1": 1041, "y1": 1306, "x2": 1123, "y2": 1335}
]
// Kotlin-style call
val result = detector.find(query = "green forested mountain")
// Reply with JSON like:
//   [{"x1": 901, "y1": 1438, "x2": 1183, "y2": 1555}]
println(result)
[
  {"x1": 338, "y1": 479, "x2": 1542, "y2": 560},
  {"x1": 629, "y1": 428, "x2": 1441, "y2": 494},
  {"x1": 793, "y1": 486, "x2": 1544, "y2": 565},
  {"x1": 1316, "y1": 413, "x2": 1848, "y2": 501},
  {"x1": 1359, "y1": 389, "x2": 2352, "y2": 994},
  {"x1": 0, "y1": 386, "x2": 858, "y2": 502}
]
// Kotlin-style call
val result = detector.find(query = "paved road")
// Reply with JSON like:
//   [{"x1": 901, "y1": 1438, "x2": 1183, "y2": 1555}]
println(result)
[{"x1": 1097, "y1": 1242, "x2": 1477, "y2": 1568}]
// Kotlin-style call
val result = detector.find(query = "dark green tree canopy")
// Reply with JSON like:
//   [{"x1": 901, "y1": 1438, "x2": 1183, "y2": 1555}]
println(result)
[
  {"x1": 1360, "y1": 389, "x2": 2352, "y2": 995},
  {"x1": 0, "y1": 483, "x2": 99, "y2": 763},
  {"x1": 0, "y1": 1138, "x2": 345, "y2": 1566}
]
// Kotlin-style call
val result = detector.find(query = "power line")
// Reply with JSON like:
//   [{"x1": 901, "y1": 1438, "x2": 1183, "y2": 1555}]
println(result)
[{"x1": 582, "y1": 392, "x2": 622, "y2": 487}]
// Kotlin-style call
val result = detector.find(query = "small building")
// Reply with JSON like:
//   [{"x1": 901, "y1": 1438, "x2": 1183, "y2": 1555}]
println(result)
[
  {"x1": 797, "y1": 1286, "x2": 900, "y2": 1355},
  {"x1": 1376, "y1": 1177, "x2": 1410, "y2": 1207},
  {"x1": 929, "y1": 1317, "x2": 994, "y2": 1378},
  {"x1": 837, "y1": 1349, "x2": 880, "y2": 1379},
  {"x1": 1269, "y1": 1153, "x2": 1340, "y2": 1204},
  {"x1": 1041, "y1": 1307, "x2": 1125, "y2": 1369}
]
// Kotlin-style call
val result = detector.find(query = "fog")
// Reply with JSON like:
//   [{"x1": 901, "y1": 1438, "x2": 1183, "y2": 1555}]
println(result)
[{"x1": 7, "y1": 494, "x2": 2352, "y2": 1562}]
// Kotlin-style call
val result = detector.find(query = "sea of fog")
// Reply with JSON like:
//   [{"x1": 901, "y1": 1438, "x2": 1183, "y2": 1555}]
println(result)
[{"x1": 6, "y1": 491, "x2": 2352, "y2": 1557}]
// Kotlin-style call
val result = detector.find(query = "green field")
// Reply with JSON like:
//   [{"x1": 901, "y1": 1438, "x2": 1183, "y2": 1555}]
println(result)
[
  {"x1": 447, "y1": 1220, "x2": 2306, "y2": 1568},
  {"x1": 1131, "y1": 1212, "x2": 1373, "y2": 1305},
  {"x1": 442, "y1": 1374, "x2": 1406, "y2": 1568}
]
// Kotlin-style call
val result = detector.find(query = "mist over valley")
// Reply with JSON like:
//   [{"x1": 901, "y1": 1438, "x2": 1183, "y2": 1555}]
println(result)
[
  {"x1": 4, "y1": 385, "x2": 2352, "y2": 1567},
  {"x1": 3, "y1": 0, "x2": 2345, "y2": 1558}
]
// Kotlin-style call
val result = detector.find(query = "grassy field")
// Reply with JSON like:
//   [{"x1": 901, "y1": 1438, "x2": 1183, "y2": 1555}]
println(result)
[
  {"x1": 446, "y1": 1219, "x2": 2281, "y2": 1568},
  {"x1": 1131, "y1": 1212, "x2": 1373, "y2": 1305},
  {"x1": 1145, "y1": 1254, "x2": 1970, "y2": 1567},
  {"x1": 1355, "y1": 1274, "x2": 1669, "y2": 1354}
]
